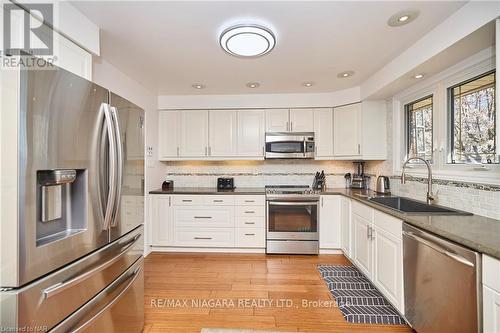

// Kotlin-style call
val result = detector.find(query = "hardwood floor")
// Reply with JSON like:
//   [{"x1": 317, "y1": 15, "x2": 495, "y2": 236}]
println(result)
[{"x1": 144, "y1": 253, "x2": 413, "y2": 333}]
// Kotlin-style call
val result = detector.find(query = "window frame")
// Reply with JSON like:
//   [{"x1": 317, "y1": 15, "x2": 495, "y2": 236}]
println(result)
[
  {"x1": 404, "y1": 95, "x2": 434, "y2": 163},
  {"x1": 447, "y1": 70, "x2": 497, "y2": 165},
  {"x1": 393, "y1": 49, "x2": 499, "y2": 185}
]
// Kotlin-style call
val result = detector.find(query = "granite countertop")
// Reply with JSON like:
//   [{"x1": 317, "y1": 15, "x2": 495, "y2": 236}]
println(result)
[
  {"x1": 149, "y1": 186, "x2": 500, "y2": 259},
  {"x1": 323, "y1": 188, "x2": 500, "y2": 260},
  {"x1": 149, "y1": 187, "x2": 266, "y2": 195}
]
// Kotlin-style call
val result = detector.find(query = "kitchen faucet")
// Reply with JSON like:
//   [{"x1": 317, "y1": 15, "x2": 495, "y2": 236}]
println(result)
[{"x1": 401, "y1": 157, "x2": 434, "y2": 205}]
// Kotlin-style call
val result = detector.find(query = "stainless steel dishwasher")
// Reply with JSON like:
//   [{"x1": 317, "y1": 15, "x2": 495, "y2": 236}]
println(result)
[{"x1": 403, "y1": 223, "x2": 481, "y2": 333}]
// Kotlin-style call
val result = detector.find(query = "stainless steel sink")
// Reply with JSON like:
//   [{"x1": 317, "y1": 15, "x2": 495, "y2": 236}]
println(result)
[{"x1": 368, "y1": 196, "x2": 472, "y2": 215}]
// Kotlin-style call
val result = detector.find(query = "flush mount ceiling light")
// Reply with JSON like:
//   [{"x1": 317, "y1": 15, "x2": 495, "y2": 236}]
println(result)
[
  {"x1": 388, "y1": 10, "x2": 419, "y2": 27},
  {"x1": 246, "y1": 82, "x2": 260, "y2": 88},
  {"x1": 192, "y1": 83, "x2": 205, "y2": 89},
  {"x1": 220, "y1": 24, "x2": 276, "y2": 58},
  {"x1": 413, "y1": 73, "x2": 425, "y2": 79},
  {"x1": 337, "y1": 71, "x2": 354, "y2": 79},
  {"x1": 302, "y1": 82, "x2": 314, "y2": 87}
]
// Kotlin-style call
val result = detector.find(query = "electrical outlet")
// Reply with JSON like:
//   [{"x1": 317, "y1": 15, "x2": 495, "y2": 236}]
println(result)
[{"x1": 146, "y1": 146, "x2": 153, "y2": 157}]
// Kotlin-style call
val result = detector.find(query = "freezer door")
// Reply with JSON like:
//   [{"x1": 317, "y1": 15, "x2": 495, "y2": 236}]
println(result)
[
  {"x1": 3, "y1": 66, "x2": 113, "y2": 288},
  {"x1": 51, "y1": 256, "x2": 144, "y2": 333},
  {"x1": 109, "y1": 92, "x2": 145, "y2": 242},
  {"x1": 0, "y1": 226, "x2": 143, "y2": 331}
]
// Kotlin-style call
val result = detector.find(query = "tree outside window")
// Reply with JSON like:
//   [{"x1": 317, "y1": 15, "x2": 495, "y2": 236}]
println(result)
[
  {"x1": 450, "y1": 71, "x2": 497, "y2": 164},
  {"x1": 405, "y1": 96, "x2": 433, "y2": 163}
]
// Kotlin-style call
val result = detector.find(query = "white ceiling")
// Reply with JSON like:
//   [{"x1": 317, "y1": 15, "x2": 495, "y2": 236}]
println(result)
[{"x1": 71, "y1": 1, "x2": 467, "y2": 95}]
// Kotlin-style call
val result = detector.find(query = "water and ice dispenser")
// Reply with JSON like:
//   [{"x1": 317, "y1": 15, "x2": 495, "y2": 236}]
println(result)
[{"x1": 37, "y1": 169, "x2": 87, "y2": 246}]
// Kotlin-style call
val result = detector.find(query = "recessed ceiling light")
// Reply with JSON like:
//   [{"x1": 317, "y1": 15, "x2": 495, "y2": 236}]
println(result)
[
  {"x1": 192, "y1": 83, "x2": 205, "y2": 89},
  {"x1": 302, "y1": 82, "x2": 314, "y2": 87},
  {"x1": 337, "y1": 71, "x2": 354, "y2": 79},
  {"x1": 220, "y1": 24, "x2": 276, "y2": 58},
  {"x1": 413, "y1": 73, "x2": 425, "y2": 79},
  {"x1": 388, "y1": 10, "x2": 419, "y2": 27},
  {"x1": 246, "y1": 82, "x2": 260, "y2": 88}
]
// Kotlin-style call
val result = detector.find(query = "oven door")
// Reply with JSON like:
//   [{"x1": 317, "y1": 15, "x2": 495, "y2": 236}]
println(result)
[{"x1": 267, "y1": 201, "x2": 319, "y2": 240}]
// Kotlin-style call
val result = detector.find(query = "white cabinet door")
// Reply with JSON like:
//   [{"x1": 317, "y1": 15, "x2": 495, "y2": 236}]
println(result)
[
  {"x1": 333, "y1": 103, "x2": 361, "y2": 157},
  {"x1": 290, "y1": 109, "x2": 314, "y2": 132},
  {"x1": 319, "y1": 196, "x2": 341, "y2": 249},
  {"x1": 150, "y1": 195, "x2": 173, "y2": 246},
  {"x1": 180, "y1": 110, "x2": 209, "y2": 157},
  {"x1": 340, "y1": 197, "x2": 351, "y2": 257},
  {"x1": 352, "y1": 213, "x2": 372, "y2": 278},
  {"x1": 372, "y1": 226, "x2": 403, "y2": 311},
  {"x1": 265, "y1": 109, "x2": 289, "y2": 132},
  {"x1": 158, "y1": 111, "x2": 180, "y2": 159},
  {"x1": 209, "y1": 110, "x2": 237, "y2": 157},
  {"x1": 484, "y1": 286, "x2": 500, "y2": 333},
  {"x1": 237, "y1": 110, "x2": 265, "y2": 157},
  {"x1": 314, "y1": 108, "x2": 334, "y2": 158}
]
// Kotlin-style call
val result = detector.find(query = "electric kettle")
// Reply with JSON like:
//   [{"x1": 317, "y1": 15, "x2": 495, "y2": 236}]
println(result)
[{"x1": 376, "y1": 176, "x2": 391, "y2": 194}]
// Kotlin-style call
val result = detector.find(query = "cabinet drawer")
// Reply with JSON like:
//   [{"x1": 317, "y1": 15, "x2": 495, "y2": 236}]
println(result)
[
  {"x1": 484, "y1": 255, "x2": 500, "y2": 293},
  {"x1": 174, "y1": 207, "x2": 234, "y2": 228},
  {"x1": 204, "y1": 195, "x2": 235, "y2": 206},
  {"x1": 174, "y1": 228, "x2": 234, "y2": 247},
  {"x1": 172, "y1": 195, "x2": 205, "y2": 206},
  {"x1": 235, "y1": 216, "x2": 265, "y2": 228},
  {"x1": 235, "y1": 195, "x2": 265, "y2": 206},
  {"x1": 235, "y1": 228, "x2": 265, "y2": 248},
  {"x1": 352, "y1": 200, "x2": 373, "y2": 221},
  {"x1": 373, "y1": 210, "x2": 402, "y2": 238},
  {"x1": 236, "y1": 206, "x2": 265, "y2": 217}
]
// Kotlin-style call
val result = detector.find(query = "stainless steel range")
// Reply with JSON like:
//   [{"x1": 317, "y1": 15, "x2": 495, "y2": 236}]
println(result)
[{"x1": 266, "y1": 185, "x2": 320, "y2": 254}]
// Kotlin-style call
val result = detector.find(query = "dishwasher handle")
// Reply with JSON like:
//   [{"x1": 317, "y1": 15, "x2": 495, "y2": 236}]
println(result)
[{"x1": 403, "y1": 231, "x2": 475, "y2": 267}]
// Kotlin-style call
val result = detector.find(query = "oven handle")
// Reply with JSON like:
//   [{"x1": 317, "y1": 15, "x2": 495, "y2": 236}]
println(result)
[{"x1": 268, "y1": 201, "x2": 319, "y2": 206}]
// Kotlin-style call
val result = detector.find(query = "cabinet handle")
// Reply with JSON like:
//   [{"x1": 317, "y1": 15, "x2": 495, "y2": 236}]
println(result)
[
  {"x1": 358, "y1": 144, "x2": 361, "y2": 155},
  {"x1": 213, "y1": 200, "x2": 223, "y2": 203},
  {"x1": 286, "y1": 121, "x2": 289, "y2": 131},
  {"x1": 205, "y1": 147, "x2": 207, "y2": 156},
  {"x1": 182, "y1": 200, "x2": 192, "y2": 202},
  {"x1": 244, "y1": 200, "x2": 255, "y2": 203},
  {"x1": 194, "y1": 216, "x2": 212, "y2": 219},
  {"x1": 321, "y1": 197, "x2": 323, "y2": 207},
  {"x1": 177, "y1": 147, "x2": 180, "y2": 156},
  {"x1": 209, "y1": 146, "x2": 212, "y2": 156},
  {"x1": 244, "y1": 211, "x2": 255, "y2": 214},
  {"x1": 262, "y1": 146, "x2": 265, "y2": 156},
  {"x1": 290, "y1": 121, "x2": 293, "y2": 131},
  {"x1": 244, "y1": 222, "x2": 255, "y2": 225},
  {"x1": 194, "y1": 237, "x2": 212, "y2": 240},
  {"x1": 367, "y1": 225, "x2": 370, "y2": 239},
  {"x1": 169, "y1": 197, "x2": 171, "y2": 207},
  {"x1": 245, "y1": 233, "x2": 255, "y2": 236}
]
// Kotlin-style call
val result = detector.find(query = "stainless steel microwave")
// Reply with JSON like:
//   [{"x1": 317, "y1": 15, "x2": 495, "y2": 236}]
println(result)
[{"x1": 265, "y1": 132, "x2": 315, "y2": 159}]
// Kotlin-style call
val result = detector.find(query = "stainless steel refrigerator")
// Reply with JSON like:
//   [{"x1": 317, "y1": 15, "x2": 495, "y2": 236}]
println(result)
[{"x1": 0, "y1": 59, "x2": 145, "y2": 332}]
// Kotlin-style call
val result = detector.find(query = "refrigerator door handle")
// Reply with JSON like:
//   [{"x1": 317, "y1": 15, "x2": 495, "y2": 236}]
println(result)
[
  {"x1": 42, "y1": 233, "x2": 140, "y2": 299},
  {"x1": 103, "y1": 104, "x2": 117, "y2": 230},
  {"x1": 50, "y1": 260, "x2": 143, "y2": 333},
  {"x1": 110, "y1": 106, "x2": 123, "y2": 228}
]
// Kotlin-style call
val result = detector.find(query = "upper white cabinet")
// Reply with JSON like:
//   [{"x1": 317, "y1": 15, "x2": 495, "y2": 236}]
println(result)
[
  {"x1": 333, "y1": 101, "x2": 387, "y2": 160},
  {"x1": 180, "y1": 110, "x2": 209, "y2": 157},
  {"x1": 319, "y1": 196, "x2": 341, "y2": 249},
  {"x1": 290, "y1": 109, "x2": 314, "y2": 132},
  {"x1": 237, "y1": 110, "x2": 265, "y2": 158},
  {"x1": 209, "y1": 110, "x2": 237, "y2": 157},
  {"x1": 159, "y1": 111, "x2": 180, "y2": 159},
  {"x1": 265, "y1": 109, "x2": 289, "y2": 132},
  {"x1": 314, "y1": 108, "x2": 334, "y2": 158}
]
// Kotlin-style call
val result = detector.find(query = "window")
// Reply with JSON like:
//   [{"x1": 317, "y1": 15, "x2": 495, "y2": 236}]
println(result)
[
  {"x1": 449, "y1": 71, "x2": 497, "y2": 164},
  {"x1": 405, "y1": 95, "x2": 433, "y2": 162}
]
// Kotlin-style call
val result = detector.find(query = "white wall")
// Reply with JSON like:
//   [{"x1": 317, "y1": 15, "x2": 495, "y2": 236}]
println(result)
[{"x1": 92, "y1": 57, "x2": 162, "y2": 255}]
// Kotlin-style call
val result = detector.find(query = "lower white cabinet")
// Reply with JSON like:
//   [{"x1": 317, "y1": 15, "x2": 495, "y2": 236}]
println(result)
[
  {"x1": 150, "y1": 194, "x2": 265, "y2": 249},
  {"x1": 350, "y1": 201, "x2": 404, "y2": 312},
  {"x1": 483, "y1": 255, "x2": 500, "y2": 333},
  {"x1": 319, "y1": 196, "x2": 341, "y2": 249},
  {"x1": 340, "y1": 197, "x2": 351, "y2": 258}
]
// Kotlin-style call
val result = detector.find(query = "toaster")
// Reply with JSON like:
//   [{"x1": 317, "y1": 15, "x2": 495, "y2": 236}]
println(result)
[{"x1": 217, "y1": 177, "x2": 235, "y2": 190}]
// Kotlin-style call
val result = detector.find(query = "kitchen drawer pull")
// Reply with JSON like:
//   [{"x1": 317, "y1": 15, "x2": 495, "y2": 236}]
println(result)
[
  {"x1": 194, "y1": 216, "x2": 212, "y2": 219},
  {"x1": 213, "y1": 200, "x2": 224, "y2": 203},
  {"x1": 244, "y1": 211, "x2": 255, "y2": 214},
  {"x1": 182, "y1": 200, "x2": 192, "y2": 202},
  {"x1": 244, "y1": 222, "x2": 255, "y2": 225},
  {"x1": 244, "y1": 200, "x2": 255, "y2": 203},
  {"x1": 194, "y1": 237, "x2": 212, "y2": 240},
  {"x1": 245, "y1": 233, "x2": 255, "y2": 236}
]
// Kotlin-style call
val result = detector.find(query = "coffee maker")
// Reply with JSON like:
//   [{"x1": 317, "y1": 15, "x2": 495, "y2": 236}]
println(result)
[{"x1": 350, "y1": 162, "x2": 370, "y2": 189}]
